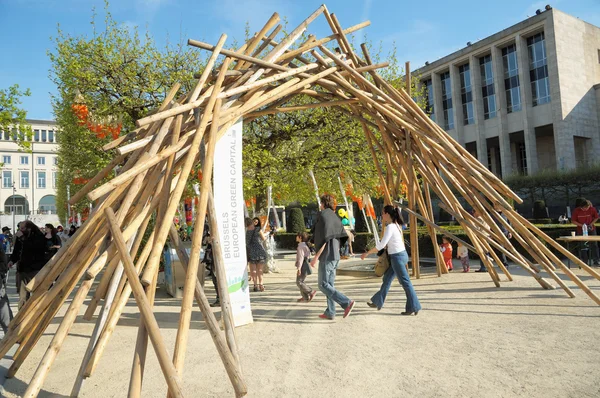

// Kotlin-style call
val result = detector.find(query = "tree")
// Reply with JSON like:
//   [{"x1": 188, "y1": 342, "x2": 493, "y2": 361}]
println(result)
[
  {"x1": 48, "y1": 3, "x2": 206, "y2": 221},
  {"x1": 0, "y1": 84, "x2": 33, "y2": 150},
  {"x1": 288, "y1": 207, "x2": 305, "y2": 234}
]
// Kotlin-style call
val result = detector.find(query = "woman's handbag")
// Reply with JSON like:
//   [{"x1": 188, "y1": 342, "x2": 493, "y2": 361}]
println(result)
[{"x1": 374, "y1": 248, "x2": 390, "y2": 277}]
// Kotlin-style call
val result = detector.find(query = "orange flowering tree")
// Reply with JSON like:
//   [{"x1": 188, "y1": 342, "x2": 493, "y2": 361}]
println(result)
[{"x1": 49, "y1": 3, "x2": 206, "y2": 221}]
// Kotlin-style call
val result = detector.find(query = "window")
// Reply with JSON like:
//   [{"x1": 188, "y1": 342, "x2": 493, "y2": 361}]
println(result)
[
  {"x1": 37, "y1": 156, "x2": 45, "y2": 165},
  {"x1": 20, "y1": 171, "x2": 29, "y2": 189},
  {"x1": 2, "y1": 155, "x2": 11, "y2": 165},
  {"x1": 37, "y1": 171, "x2": 46, "y2": 188},
  {"x1": 479, "y1": 55, "x2": 496, "y2": 119},
  {"x1": 34, "y1": 129, "x2": 40, "y2": 142},
  {"x1": 518, "y1": 142, "x2": 528, "y2": 175},
  {"x1": 41, "y1": 130, "x2": 47, "y2": 142},
  {"x1": 424, "y1": 79, "x2": 435, "y2": 122},
  {"x1": 49, "y1": 130, "x2": 54, "y2": 142},
  {"x1": 3, "y1": 171, "x2": 12, "y2": 188},
  {"x1": 502, "y1": 44, "x2": 521, "y2": 113},
  {"x1": 20, "y1": 156, "x2": 28, "y2": 165},
  {"x1": 53, "y1": 157, "x2": 58, "y2": 166},
  {"x1": 527, "y1": 32, "x2": 551, "y2": 106},
  {"x1": 39, "y1": 195, "x2": 57, "y2": 215},
  {"x1": 52, "y1": 171, "x2": 57, "y2": 188},
  {"x1": 440, "y1": 71, "x2": 454, "y2": 130},
  {"x1": 459, "y1": 64, "x2": 474, "y2": 125},
  {"x1": 3, "y1": 131, "x2": 9, "y2": 141}
]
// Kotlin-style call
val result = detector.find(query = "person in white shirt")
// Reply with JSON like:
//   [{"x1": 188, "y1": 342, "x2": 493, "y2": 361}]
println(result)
[{"x1": 361, "y1": 205, "x2": 421, "y2": 315}]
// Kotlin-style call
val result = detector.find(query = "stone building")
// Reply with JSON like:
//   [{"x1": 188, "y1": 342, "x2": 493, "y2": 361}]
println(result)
[
  {"x1": 413, "y1": 6, "x2": 600, "y2": 178},
  {"x1": 0, "y1": 119, "x2": 60, "y2": 229}
]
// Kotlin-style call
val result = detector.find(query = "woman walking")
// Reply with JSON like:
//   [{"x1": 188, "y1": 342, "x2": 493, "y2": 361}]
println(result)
[
  {"x1": 361, "y1": 205, "x2": 421, "y2": 315},
  {"x1": 246, "y1": 217, "x2": 268, "y2": 292},
  {"x1": 44, "y1": 223, "x2": 62, "y2": 261}
]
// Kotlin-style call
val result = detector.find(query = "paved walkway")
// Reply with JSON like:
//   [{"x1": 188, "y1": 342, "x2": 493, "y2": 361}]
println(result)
[{"x1": 2, "y1": 252, "x2": 600, "y2": 397}]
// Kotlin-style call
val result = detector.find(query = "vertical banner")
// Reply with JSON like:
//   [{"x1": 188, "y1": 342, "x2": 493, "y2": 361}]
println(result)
[{"x1": 213, "y1": 118, "x2": 253, "y2": 327}]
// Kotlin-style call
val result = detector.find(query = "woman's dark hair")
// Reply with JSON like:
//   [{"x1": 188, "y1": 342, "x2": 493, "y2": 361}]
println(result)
[
  {"x1": 383, "y1": 205, "x2": 404, "y2": 225},
  {"x1": 68, "y1": 225, "x2": 77, "y2": 237},
  {"x1": 252, "y1": 217, "x2": 262, "y2": 230},
  {"x1": 297, "y1": 232, "x2": 310, "y2": 242},
  {"x1": 22, "y1": 220, "x2": 43, "y2": 237},
  {"x1": 45, "y1": 224, "x2": 58, "y2": 238}
]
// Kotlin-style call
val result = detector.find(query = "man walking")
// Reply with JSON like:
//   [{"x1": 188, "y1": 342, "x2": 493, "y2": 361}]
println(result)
[{"x1": 311, "y1": 194, "x2": 355, "y2": 320}]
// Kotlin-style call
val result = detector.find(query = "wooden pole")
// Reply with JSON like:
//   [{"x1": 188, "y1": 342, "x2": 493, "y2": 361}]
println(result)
[{"x1": 105, "y1": 208, "x2": 184, "y2": 398}]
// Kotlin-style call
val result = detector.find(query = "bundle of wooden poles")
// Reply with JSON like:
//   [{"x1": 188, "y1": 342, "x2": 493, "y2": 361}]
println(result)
[{"x1": 2, "y1": 4, "x2": 600, "y2": 397}]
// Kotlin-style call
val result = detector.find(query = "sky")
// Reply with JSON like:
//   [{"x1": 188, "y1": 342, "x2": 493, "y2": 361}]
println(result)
[{"x1": 1, "y1": 0, "x2": 599, "y2": 120}]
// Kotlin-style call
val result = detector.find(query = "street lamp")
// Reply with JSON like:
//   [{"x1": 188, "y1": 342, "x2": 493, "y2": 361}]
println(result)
[{"x1": 12, "y1": 182, "x2": 16, "y2": 232}]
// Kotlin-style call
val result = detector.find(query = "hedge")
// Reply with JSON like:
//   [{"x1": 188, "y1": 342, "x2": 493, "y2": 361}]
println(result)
[{"x1": 273, "y1": 224, "x2": 582, "y2": 260}]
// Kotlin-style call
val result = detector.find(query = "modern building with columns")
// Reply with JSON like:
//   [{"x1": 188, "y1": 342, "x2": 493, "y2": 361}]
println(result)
[{"x1": 414, "y1": 6, "x2": 600, "y2": 178}]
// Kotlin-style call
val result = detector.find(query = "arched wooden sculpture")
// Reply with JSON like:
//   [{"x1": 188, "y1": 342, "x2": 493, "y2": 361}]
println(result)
[{"x1": 3, "y1": 4, "x2": 599, "y2": 398}]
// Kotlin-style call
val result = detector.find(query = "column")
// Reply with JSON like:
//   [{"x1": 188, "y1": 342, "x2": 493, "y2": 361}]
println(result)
[
  {"x1": 470, "y1": 54, "x2": 488, "y2": 164},
  {"x1": 449, "y1": 64, "x2": 464, "y2": 144},
  {"x1": 431, "y1": 72, "x2": 444, "y2": 131},
  {"x1": 515, "y1": 34, "x2": 539, "y2": 174},
  {"x1": 491, "y1": 45, "x2": 512, "y2": 178}
]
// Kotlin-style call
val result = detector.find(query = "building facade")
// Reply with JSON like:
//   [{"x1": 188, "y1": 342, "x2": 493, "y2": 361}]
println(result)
[
  {"x1": 414, "y1": 7, "x2": 600, "y2": 178},
  {"x1": 0, "y1": 119, "x2": 60, "y2": 229}
]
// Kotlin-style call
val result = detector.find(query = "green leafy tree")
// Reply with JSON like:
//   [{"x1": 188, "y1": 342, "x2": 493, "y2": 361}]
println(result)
[
  {"x1": 0, "y1": 84, "x2": 33, "y2": 151},
  {"x1": 288, "y1": 207, "x2": 305, "y2": 234},
  {"x1": 49, "y1": 3, "x2": 206, "y2": 222}
]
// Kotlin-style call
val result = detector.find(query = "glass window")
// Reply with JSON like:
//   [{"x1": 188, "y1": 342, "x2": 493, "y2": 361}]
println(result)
[
  {"x1": 49, "y1": 130, "x2": 54, "y2": 142},
  {"x1": 424, "y1": 79, "x2": 435, "y2": 122},
  {"x1": 2, "y1": 155, "x2": 11, "y2": 165},
  {"x1": 37, "y1": 156, "x2": 45, "y2": 165},
  {"x1": 53, "y1": 157, "x2": 58, "y2": 166},
  {"x1": 37, "y1": 171, "x2": 46, "y2": 189},
  {"x1": 20, "y1": 171, "x2": 29, "y2": 189},
  {"x1": 459, "y1": 64, "x2": 474, "y2": 125},
  {"x1": 502, "y1": 44, "x2": 521, "y2": 113},
  {"x1": 480, "y1": 54, "x2": 496, "y2": 120},
  {"x1": 52, "y1": 172, "x2": 57, "y2": 188},
  {"x1": 20, "y1": 156, "x2": 28, "y2": 165},
  {"x1": 440, "y1": 71, "x2": 454, "y2": 130},
  {"x1": 3, "y1": 131, "x2": 9, "y2": 140},
  {"x1": 34, "y1": 129, "x2": 40, "y2": 142},
  {"x1": 527, "y1": 32, "x2": 551, "y2": 106},
  {"x1": 3, "y1": 171, "x2": 12, "y2": 188},
  {"x1": 41, "y1": 130, "x2": 47, "y2": 142}
]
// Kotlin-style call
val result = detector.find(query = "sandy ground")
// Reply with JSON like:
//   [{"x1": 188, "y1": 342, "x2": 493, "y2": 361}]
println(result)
[{"x1": 2, "y1": 253, "x2": 600, "y2": 398}]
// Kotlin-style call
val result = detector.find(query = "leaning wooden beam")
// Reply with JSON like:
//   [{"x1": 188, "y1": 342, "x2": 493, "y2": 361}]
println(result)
[
  {"x1": 170, "y1": 98, "x2": 224, "y2": 393},
  {"x1": 168, "y1": 225, "x2": 248, "y2": 397},
  {"x1": 246, "y1": 98, "x2": 358, "y2": 117},
  {"x1": 105, "y1": 208, "x2": 184, "y2": 398}
]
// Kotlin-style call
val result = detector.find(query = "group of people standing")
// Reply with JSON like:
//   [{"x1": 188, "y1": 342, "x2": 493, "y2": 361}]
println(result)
[{"x1": 0, "y1": 221, "x2": 67, "y2": 335}]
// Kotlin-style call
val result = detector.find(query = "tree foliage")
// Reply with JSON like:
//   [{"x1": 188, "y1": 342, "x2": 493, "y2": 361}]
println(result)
[
  {"x1": 0, "y1": 84, "x2": 33, "y2": 150},
  {"x1": 49, "y1": 3, "x2": 206, "y2": 221},
  {"x1": 50, "y1": 2, "x2": 428, "y2": 221}
]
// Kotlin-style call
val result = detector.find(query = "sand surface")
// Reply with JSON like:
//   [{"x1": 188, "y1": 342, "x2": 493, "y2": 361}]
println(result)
[{"x1": 2, "y1": 253, "x2": 600, "y2": 398}]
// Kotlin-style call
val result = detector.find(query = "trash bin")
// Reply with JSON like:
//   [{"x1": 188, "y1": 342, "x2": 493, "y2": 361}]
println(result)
[{"x1": 163, "y1": 242, "x2": 203, "y2": 298}]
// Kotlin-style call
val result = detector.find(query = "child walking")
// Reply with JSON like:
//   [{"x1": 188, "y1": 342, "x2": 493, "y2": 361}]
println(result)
[
  {"x1": 295, "y1": 232, "x2": 317, "y2": 302},
  {"x1": 440, "y1": 236, "x2": 453, "y2": 271},
  {"x1": 457, "y1": 241, "x2": 470, "y2": 272}
]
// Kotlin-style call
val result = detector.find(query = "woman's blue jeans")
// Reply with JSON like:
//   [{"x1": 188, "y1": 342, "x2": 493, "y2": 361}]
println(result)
[{"x1": 371, "y1": 251, "x2": 421, "y2": 313}]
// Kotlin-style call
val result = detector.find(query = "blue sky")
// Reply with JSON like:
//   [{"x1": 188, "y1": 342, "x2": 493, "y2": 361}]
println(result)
[{"x1": 1, "y1": 0, "x2": 599, "y2": 120}]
